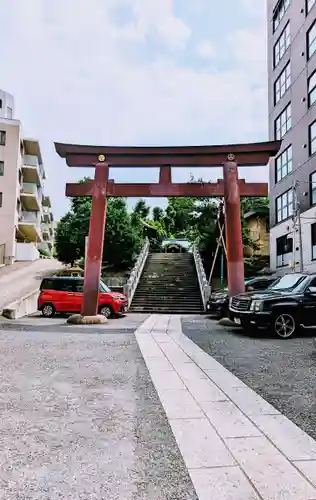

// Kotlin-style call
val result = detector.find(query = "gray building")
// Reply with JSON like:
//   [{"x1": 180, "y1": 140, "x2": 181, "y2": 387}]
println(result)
[{"x1": 268, "y1": 0, "x2": 316, "y2": 272}]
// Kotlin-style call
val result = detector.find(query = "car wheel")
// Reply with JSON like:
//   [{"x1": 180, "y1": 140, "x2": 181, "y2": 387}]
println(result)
[
  {"x1": 273, "y1": 312, "x2": 297, "y2": 339},
  {"x1": 42, "y1": 303, "x2": 55, "y2": 318},
  {"x1": 99, "y1": 305, "x2": 112, "y2": 318}
]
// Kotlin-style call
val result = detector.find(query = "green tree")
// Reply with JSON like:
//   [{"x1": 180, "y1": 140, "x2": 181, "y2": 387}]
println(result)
[
  {"x1": 152, "y1": 206, "x2": 164, "y2": 222},
  {"x1": 55, "y1": 179, "x2": 144, "y2": 271}
]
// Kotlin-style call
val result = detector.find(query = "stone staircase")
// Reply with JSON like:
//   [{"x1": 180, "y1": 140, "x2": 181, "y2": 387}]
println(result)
[{"x1": 129, "y1": 252, "x2": 204, "y2": 314}]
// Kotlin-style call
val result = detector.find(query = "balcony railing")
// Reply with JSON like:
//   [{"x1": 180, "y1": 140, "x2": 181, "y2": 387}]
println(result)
[
  {"x1": 21, "y1": 182, "x2": 38, "y2": 196},
  {"x1": 19, "y1": 211, "x2": 41, "y2": 224}
]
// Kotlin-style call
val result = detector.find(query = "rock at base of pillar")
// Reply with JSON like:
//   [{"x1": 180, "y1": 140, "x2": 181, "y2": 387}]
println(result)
[{"x1": 67, "y1": 314, "x2": 108, "y2": 325}]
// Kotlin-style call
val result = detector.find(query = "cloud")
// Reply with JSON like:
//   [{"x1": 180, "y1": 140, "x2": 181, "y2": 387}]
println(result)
[
  {"x1": 0, "y1": 0, "x2": 268, "y2": 218},
  {"x1": 197, "y1": 41, "x2": 217, "y2": 59}
]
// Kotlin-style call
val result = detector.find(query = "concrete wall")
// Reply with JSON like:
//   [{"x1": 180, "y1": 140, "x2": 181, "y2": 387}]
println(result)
[
  {"x1": 16, "y1": 242, "x2": 39, "y2": 261},
  {"x1": 0, "y1": 119, "x2": 21, "y2": 264},
  {"x1": 0, "y1": 90, "x2": 14, "y2": 119}
]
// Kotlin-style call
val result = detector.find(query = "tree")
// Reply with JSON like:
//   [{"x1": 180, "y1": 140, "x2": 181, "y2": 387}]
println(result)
[
  {"x1": 55, "y1": 179, "x2": 144, "y2": 270},
  {"x1": 152, "y1": 206, "x2": 164, "y2": 222}
]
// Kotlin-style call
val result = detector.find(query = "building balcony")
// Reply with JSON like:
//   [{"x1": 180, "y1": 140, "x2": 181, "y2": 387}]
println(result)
[
  {"x1": 17, "y1": 211, "x2": 42, "y2": 243},
  {"x1": 22, "y1": 155, "x2": 45, "y2": 187},
  {"x1": 20, "y1": 183, "x2": 41, "y2": 211},
  {"x1": 42, "y1": 206, "x2": 53, "y2": 223}
]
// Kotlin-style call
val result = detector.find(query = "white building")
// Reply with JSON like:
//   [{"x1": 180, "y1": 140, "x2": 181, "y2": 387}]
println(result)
[{"x1": 0, "y1": 90, "x2": 54, "y2": 265}]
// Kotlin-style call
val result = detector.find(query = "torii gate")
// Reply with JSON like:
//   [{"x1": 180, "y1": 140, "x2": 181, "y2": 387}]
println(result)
[{"x1": 55, "y1": 141, "x2": 281, "y2": 317}]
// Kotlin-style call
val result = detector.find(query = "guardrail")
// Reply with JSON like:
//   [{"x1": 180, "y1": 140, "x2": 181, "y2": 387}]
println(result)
[
  {"x1": 124, "y1": 238, "x2": 149, "y2": 307},
  {"x1": 192, "y1": 244, "x2": 209, "y2": 311}
]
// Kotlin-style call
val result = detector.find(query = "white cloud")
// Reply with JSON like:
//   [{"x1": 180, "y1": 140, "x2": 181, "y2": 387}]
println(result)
[
  {"x1": 0, "y1": 0, "x2": 268, "y2": 218},
  {"x1": 197, "y1": 41, "x2": 217, "y2": 59}
]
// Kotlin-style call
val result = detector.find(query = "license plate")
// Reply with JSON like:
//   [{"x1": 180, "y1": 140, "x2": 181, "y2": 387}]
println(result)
[{"x1": 234, "y1": 317, "x2": 241, "y2": 325}]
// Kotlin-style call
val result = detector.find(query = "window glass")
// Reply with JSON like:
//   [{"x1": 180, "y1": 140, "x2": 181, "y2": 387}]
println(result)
[
  {"x1": 275, "y1": 103, "x2": 291, "y2": 140},
  {"x1": 0, "y1": 131, "x2": 6, "y2": 146},
  {"x1": 274, "y1": 22, "x2": 290, "y2": 67},
  {"x1": 0, "y1": 161, "x2": 3, "y2": 176},
  {"x1": 274, "y1": 62, "x2": 291, "y2": 104},
  {"x1": 308, "y1": 71, "x2": 316, "y2": 107},
  {"x1": 273, "y1": 0, "x2": 290, "y2": 31},
  {"x1": 312, "y1": 222, "x2": 316, "y2": 260},
  {"x1": 307, "y1": 0, "x2": 316, "y2": 13},
  {"x1": 275, "y1": 145, "x2": 292, "y2": 182},
  {"x1": 276, "y1": 189, "x2": 293, "y2": 222},
  {"x1": 309, "y1": 121, "x2": 316, "y2": 155},
  {"x1": 308, "y1": 21, "x2": 316, "y2": 59}
]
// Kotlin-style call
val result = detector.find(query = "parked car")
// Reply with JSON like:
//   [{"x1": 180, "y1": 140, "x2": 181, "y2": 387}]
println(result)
[
  {"x1": 206, "y1": 276, "x2": 278, "y2": 319},
  {"x1": 38, "y1": 277, "x2": 128, "y2": 318},
  {"x1": 229, "y1": 272, "x2": 316, "y2": 339}
]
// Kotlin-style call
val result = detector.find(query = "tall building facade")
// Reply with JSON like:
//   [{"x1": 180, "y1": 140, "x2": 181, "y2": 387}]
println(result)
[
  {"x1": 0, "y1": 90, "x2": 54, "y2": 265},
  {"x1": 268, "y1": 0, "x2": 316, "y2": 272}
]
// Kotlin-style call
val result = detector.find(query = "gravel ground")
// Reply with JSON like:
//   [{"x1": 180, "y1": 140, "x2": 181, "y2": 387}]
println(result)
[
  {"x1": 0, "y1": 328, "x2": 197, "y2": 500},
  {"x1": 182, "y1": 316, "x2": 316, "y2": 440}
]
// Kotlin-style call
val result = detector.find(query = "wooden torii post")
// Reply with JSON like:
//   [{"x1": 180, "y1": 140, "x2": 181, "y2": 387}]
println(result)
[{"x1": 55, "y1": 141, "x2": 281, "y2": 317}]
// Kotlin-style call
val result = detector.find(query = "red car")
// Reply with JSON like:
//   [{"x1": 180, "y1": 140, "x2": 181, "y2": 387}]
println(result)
[{"x1": 38, "y1": 277, "x2": 128, "y2": 318}]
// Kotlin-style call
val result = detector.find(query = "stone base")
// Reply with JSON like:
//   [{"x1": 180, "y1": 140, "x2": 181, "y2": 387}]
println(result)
[{"x1": 67, "y1": 314, "x2": 108, "y2": 325}]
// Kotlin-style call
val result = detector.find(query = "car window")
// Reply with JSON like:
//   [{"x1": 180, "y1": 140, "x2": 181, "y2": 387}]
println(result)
[
  {"x1": 252, "y1": 280, "x2": 269, "y2": 290},
  {"x1": 73, "y1": 280, "x2": 84, "y2": 293},
  {"x1": 269, "y1": 274, "x2": 307, "y2": 291},
  {"x1": 40, "y1": 279, "x2": 55, "y2": 290},
  {"x1": 308, "y1": 277, "x2": 316, "y2": 288},
  {"x1": 58, "y1": 280, "x2": 76, "y2": 292}
]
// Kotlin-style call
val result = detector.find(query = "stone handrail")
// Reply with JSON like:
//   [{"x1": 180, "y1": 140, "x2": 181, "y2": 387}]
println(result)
[
  {"x1": 192, "y1": 244, "x2": 209, "y2": 311},
  {"x1": 124, "y1": 238, "x2": 150, "y2": 307}
]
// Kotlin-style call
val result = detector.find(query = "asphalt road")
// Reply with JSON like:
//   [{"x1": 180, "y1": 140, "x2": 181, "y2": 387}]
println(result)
[
  {"x1": 182, "y1": 316, "x2": 316, "y2": 441},
  {"x1": 0, "y1": 326, "x2": 198, "y2": 500}
]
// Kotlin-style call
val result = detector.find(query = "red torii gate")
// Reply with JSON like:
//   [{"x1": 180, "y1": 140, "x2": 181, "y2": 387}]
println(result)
[{"x1": 55, "y1": 141, "x2": 281, "y2": 317}]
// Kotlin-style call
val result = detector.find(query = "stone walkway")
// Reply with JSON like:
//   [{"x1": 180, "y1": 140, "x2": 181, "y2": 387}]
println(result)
[{"x1": 136, "y1": 314, "x2": 316, "y2": 499}]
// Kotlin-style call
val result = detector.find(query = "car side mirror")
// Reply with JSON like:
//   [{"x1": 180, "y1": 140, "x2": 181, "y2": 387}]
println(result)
[{"x1": 306, "y1": 286, "x2": 316, "y2": 295}]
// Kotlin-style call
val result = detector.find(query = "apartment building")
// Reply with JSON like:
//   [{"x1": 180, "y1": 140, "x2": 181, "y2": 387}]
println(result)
[
  {"x1": 0, "y1": 90, "x2": 54, "y2": 265},
  {"x1": 268, "y1": 0, "x2": 316, "y2": 272}
]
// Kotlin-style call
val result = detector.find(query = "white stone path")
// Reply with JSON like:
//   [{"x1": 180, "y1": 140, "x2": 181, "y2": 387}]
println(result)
[{"x1": 135, "y1": 314, "x2": 316, "y2": 500}]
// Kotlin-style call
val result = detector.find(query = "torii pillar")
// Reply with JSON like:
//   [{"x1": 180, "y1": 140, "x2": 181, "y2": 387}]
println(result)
[{"x1": 223, "y1": 154, "x2": 245, "y2": 297}]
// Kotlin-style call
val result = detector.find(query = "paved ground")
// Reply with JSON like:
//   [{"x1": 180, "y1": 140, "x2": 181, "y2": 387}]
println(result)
[
  {"x1": 0, "y1": 319, "x2": 197, "y2": 499},
  {"x1": 138, "y1": 314, "x2": 316, "y2": 499},
  {"x1": 182, "y1": 316, "x2": 316, "y2": 441}
]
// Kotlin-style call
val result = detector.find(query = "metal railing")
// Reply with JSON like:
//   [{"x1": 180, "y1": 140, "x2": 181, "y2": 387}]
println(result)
[
  {"x1": 192, "y1": 244, "x2": 209, "y2": 311},
  {"x1": 124, "y1": 238, "x2": 149, "y2": 307}
]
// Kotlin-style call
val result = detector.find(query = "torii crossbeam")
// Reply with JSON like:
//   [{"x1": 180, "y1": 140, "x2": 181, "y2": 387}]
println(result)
[{"x1": 55, "y1": 141, "x2": 281, "y2": 317}]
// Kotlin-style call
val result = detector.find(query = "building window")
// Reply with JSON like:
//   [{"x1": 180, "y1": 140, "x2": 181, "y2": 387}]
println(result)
[
  {"x1": 276, "y1": 234, "x2": 293, "y2": 267},
  {"x1": 312, "y1": 223, "x2": 316, "y2": 260},
  {"x1": 276, "y1": 145, "x2": 292, "y2": 182},
  {"x1": 0, "y1": 99, "x2": 2, "y2": 109},
  {"x1": 309, "y1": 121, "x2": 316, "y2": 155},
  {"x1": 276, "y1": 189, "x2": 293, "y2": 223},
  {"x1": 273, "y1": 0, "x2": 290, "y2": 31},
  {"x1": 274, "y1": 62, "x2": 291, "y2": 104},
  {"x1": 307, "y1": 22, "x2": 316, "y2": 59},
  {"x1": 274, "y1": 22, "x2": 290, "y2": 67},
  {"x1": 0, "y1": 161, "x2": 3, "y2": 176},
  {"x1": 307, "y1": 0, "x2": 316, "y2": 13},
  {"x1": 0, "y1": 193, "x2": 2, "y2": 208},
  {"x1": 311, "y1": 171, "x2": 316, "y2": 205},
  {"x1": 308, "y1": 71, "x2": 316, "y2": 107},
  {"x1": 0, "y1": 131, "x2": 6, "y2": 146},
  {"x1": 275, "y1": 103, "x2": 291, "y2": 140}
]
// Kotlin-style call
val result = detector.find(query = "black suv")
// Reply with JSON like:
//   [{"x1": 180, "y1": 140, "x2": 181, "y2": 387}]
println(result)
[
  {"x1": 229, "y1": 273, "x2": 316, "y2": 339},
  {"x1": 207, "y1": 276, "x2": 278, "y2": 319}
]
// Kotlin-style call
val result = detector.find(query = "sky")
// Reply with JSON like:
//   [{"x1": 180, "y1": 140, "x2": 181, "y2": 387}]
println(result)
[{"x1": 0, "y1": 0, "x2": 268, "y2": 220}]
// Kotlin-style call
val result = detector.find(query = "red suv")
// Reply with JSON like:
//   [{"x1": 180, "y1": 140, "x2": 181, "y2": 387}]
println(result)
[{"x1": 38, "y1": 277, "x2": 128, "y2": 318}]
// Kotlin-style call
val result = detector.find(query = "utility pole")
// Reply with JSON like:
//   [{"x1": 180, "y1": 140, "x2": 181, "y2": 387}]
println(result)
[{"x1": 293, "y1": 181, "x2": 304, "y2": 272}]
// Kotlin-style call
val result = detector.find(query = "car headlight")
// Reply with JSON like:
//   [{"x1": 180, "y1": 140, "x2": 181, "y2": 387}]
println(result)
[
  {"x1": 250, "y1": 300, "x2": 263, "y2": 312},
  {"x1": 215, "y1": 298, "x2": 225, "y2": 303}
]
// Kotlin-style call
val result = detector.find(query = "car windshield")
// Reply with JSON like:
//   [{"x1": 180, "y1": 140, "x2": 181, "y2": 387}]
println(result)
[
  {"x1": 268, "y1": 274, "x2": 307, "y2": 291},
  {"x1": 100, "y1": 281, "x2": 111, "y2": 293}
]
